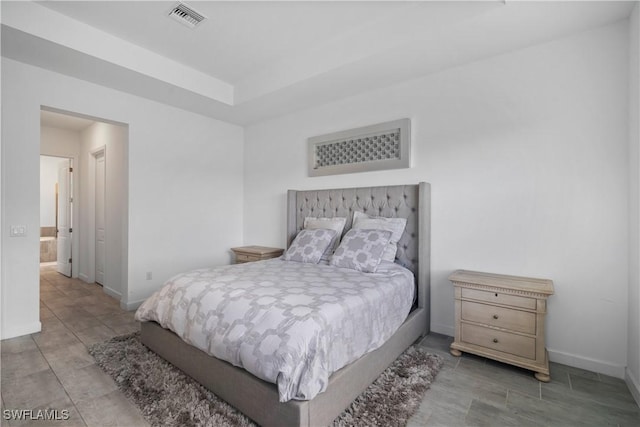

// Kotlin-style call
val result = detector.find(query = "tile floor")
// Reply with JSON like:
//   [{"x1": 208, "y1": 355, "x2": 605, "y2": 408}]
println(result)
[
  {"x1": 410, "y1": 334, "x2": 640, "y2": 427},
  {"x1": 1, "y1": 265, "x2": 146, "y2": 426},
  {"x1": 0, "y1": 265, "x2": 638, "y2": 426}
]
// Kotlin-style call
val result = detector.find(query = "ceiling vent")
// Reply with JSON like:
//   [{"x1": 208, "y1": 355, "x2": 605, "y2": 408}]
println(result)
[{"x1": 168, "y1": 2, "x2": 206, "y2": 29}]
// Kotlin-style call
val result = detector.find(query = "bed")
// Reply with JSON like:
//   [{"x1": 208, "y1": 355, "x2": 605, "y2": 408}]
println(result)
[{"x1": 138, "y1": 183, "x2": 431, "y2": 427}]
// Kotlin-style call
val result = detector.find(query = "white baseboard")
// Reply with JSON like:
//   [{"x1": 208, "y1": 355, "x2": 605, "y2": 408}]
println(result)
[
  {"x1": 1, "y1": 321, "x2": 42, "y2": 340},
  {"x1": 626, "y1": 367, "x2": 640, "y2": 406},
  {"x1": 430, "y1": 322, "x2": 455, "y2": 337},
  {"x1": 78, "y1": 273, "x2": 90, "y2": 283},
  {"x1": 429, "y1": 325, "x2": 627, "y2": 379},
  {"x1": 103, "y1": 286, "x2": 122, "y2": 300},
  {"x1": 121, "y1": 298, "x2": 145, "y2": 311},
  {"x1": 547, "y1": 348, "x2": 626, "y2": 379}
]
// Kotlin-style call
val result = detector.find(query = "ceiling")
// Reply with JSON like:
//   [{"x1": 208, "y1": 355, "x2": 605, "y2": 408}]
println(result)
[
  {"x1": 1, "y1": 1, "x2": 635, "y2": 125},
  {"x1": 40, "y1": 109, "x2": 96, "y2": 132},
  {"x1": 36, "y1": 1, "x2": 413, "y2": 85}
]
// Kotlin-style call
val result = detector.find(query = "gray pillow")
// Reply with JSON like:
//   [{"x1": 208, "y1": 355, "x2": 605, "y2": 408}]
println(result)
[
  {"x1": 283, "y1": 228, "x2": 337, "y2": 264},
  {"x1": 303, "y1": 217, "x2": 347, "y2": 261},
  {"x1": 352, "y1": 211, "x2": 407, "y2": 262},
  {"x1": 329, "y1": 228, "x2": 392, "y2": 273}
]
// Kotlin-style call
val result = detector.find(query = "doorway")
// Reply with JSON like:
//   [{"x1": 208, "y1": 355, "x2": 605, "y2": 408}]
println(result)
[{"x1": 40, "y1": 106, "x2": 128, "y2": 306}]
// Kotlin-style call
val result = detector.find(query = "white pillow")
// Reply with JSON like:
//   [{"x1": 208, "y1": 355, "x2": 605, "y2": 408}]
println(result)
[
  {"x1": 352, "y1": 211, "x2": 407, "y2": 262},
  {"x1": 303, "y1": 217, "x2": 347, "y2": 261}
]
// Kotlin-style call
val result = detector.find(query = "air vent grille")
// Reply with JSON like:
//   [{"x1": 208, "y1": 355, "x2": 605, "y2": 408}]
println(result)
[
  {"x1": 168, "y1": 2, "x2": 206, "y2": 29},
  {"x1": 308, "y1": 119, "x2": 411, "y2": 177}
]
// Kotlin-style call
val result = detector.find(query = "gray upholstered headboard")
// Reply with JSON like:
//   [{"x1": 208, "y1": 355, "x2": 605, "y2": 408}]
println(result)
[{"x1": 286, "y1": 183, "x2": 431, "y2": 315}]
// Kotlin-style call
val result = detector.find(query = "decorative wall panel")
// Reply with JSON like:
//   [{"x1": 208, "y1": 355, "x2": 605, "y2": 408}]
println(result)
[{"x1": 308, "y1": 119, "x2": 410, "y2": 176}]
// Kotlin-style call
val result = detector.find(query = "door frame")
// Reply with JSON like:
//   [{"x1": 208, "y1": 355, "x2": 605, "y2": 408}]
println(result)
[
  {"x1": 87, "y1": 145, "x2": 106, "y2": 285},
  {"x1": 39, "y1": 105, "x2": 130, "y2": 310}
]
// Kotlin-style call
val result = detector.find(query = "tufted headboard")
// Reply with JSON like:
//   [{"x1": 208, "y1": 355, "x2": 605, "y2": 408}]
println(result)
[{"x1": 286, "y1": 183, "x2": 431, "y2": 314}]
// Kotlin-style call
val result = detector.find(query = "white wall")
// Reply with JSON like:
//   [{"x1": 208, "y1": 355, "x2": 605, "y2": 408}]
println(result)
[
  {"x1": 40, "y1": 125, "x2": 82, "y2": 277},
  {"x1": 41, "y1": 125, "x2": 82, "y2": 165},
  {"x1": 78, "y1": 122, "x2": 127, "y2": 299},
  {"x1": 244, "y1": 22, "x2": 630, "y2": 377},
  {"x1": 1, "y1": 57, "x2": 244, "y2": 339},
  {"x1": 40, "y1": 156, "x2": 65, "y2": 227},
  {"x1": 627, "y1": 3, "x2": 640, "y2": 404}
]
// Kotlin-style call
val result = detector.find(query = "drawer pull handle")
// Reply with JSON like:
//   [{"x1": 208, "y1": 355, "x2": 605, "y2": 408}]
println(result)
[
  {"x1": 493, "y1": 338, "x2": 499, "y2": 343},
  {"x1": 494, "y1": 293, "x2": 498, "y2": 297},
  {"x1": 493, "y1": 314, "x2": 499, "y2": 319}
]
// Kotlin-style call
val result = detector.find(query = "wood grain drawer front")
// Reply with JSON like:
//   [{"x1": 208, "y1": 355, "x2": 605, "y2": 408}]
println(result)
[
  {"x1": 461, "y1": 323, "x2": 536, "y2": 359},
  {"x1": 235, "y1": 254, "x2": 255, "y2": 263},
  {"x1": 461, "y1": 301, "x2": 536, "y2": 335},
  {"x1": 461, "y1": 288, "x2": 536, "y2": 310}
]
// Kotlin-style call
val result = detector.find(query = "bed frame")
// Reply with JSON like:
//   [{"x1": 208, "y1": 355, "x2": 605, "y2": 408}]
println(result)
[{"x1": 140, "y1": 183, "x2": 431, "y2": 427}]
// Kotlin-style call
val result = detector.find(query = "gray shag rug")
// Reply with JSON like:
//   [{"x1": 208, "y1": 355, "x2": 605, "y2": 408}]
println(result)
[{"x1": 88, "y1": 333, "x2": 443, "y2": 427}]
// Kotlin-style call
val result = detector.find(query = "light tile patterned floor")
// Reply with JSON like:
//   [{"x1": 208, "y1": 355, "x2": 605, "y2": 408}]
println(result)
[
  {"x1": 1, "y1": 265, "x2": 639, "y2": 426},
  {"x1": 410, "y1": 334, "x2": 640, "y2": 427},
  {"x1": 1, "y1": 265, "x2": 146, "y2": 426}
]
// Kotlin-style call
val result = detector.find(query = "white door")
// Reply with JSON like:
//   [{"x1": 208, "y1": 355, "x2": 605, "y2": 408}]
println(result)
[
  {"x1": 95, "y1": 152, "x2": 106, "y2": 285},
  {"x1": 56, "y1": 159, "x2": 72, "y2": 277}
]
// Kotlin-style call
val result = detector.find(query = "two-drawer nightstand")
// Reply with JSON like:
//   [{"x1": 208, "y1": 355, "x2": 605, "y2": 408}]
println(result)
[
  {"x1": 449, "y1": 270, "x2": 554, "y2": 382},
  {"x1": 231, "y1": 246, "x2": 284, "y2": 264}
]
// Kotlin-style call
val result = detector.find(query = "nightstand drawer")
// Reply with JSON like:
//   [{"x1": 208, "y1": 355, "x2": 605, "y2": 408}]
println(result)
[
  {"x1": 235, "y1": 254, "x2": 255, "y2": 263},
  {"x1": 461, "y1": 301, "x2": 536, "y2": 334},
  {"x1": 461, "y1": 288, "x2": 536, "y2": 310},
  {"x1": 231, "y1": 246, "x2": 284, "y2": 264},
  {"x1": 461, "y1": 323, "x2": 536, "y2": 360}
]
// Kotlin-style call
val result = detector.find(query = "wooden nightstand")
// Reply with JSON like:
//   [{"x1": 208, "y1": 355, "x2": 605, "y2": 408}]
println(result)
[
  {"x1": 231, "y1": 246, "x2": 284, "y2": 264},
  {"x1": 449, "y1": 270, "x2": 554, "y2": 382}
]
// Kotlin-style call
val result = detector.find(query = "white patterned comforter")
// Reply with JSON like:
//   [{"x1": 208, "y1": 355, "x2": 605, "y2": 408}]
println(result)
[{"x1": 135, "y1": 258, "x2": 415, "y2": 402}]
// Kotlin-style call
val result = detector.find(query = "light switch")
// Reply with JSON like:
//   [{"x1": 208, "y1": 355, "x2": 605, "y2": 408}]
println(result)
[{"x1": 10, "y1": 225, "x2": 27, "y2": 237}]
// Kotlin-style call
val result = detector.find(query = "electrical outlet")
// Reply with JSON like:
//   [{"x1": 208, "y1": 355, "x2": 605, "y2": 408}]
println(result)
[
  {"x1": 146, "y1": 272, "x2": 152, "y2": 280},
  {"x1": 10, "y1": 225, "x2": 27, "y2": 237}
]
